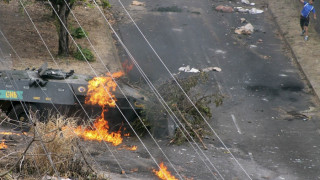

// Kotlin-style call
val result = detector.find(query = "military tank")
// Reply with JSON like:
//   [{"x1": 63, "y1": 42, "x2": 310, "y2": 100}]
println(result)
[{"x1": 0, "y1": 63, "x2": 145, "y2": 124}]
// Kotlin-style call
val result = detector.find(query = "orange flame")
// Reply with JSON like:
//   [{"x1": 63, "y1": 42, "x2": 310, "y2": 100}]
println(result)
[
  {"x1": 0, "y1": 140, "x2": 8, "y2": 149},
  {"x1": 153, "y1": 162, "x2": 178, "y2": 180},
  {"x1": 71, "y1": 71, "x2": 125, "y2": 146},
  {"x1": 0, "y1": 132, "x2": 22, "y2": 136},
  {"x1": 74, "y1": 110, "x2": 122, "y2": 146},
  {"x1": 118, "y1": 145, "x2": 138, "y2": 151},
  {"x1": 122, "y1": 60, "x2": 134, "y2": 74},
  {"x1": 85, "y1": 71, "x2": 124, "y2": 107}
]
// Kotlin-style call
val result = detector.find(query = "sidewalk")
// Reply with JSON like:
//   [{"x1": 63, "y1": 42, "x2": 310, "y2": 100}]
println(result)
[{"x1": 269, "y1": 0, "x2": 320, "y2": 102}]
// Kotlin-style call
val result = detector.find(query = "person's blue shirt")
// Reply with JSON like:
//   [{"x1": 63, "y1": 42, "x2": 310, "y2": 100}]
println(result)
[{"x1": 301, "y1": 1, "x2": 316, "y2": 18}]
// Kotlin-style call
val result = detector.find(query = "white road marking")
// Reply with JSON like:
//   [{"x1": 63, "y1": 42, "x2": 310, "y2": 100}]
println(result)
[{"x1": 231, "y1": 114, "x2": 242, "y2": 134}]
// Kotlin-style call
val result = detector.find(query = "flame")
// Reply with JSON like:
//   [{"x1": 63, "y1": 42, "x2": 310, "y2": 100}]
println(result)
[
  {"x1": 70, "y1": 71, "x2": 125, "y2": 146},
  {"x1": 122, "y1": 59, "x2": 134, "y2": 73},
  {"x1": 85, "y1": 71, "x2": 124, "y2": 107},
  {"x1": 0, "y1": 140, "x2": 7, "y2": 149},
  {"x1": 124, "y1": 133, "x2": 130, "y2": 137},
  {"x1": 129, "y1": 145, "x2": 137, "y2": 151},
  {"x1": 0, "y1": 132, "x2": 22, "y2": 136},
  {"x1": 153, "y1": 162, "x2": 178, "y2": 180},
  {"x1": 118, "y1": 145, "x2": 137, "y2": 151},
  {"x1": 74, "y1": 110, "x2": 122, "y2": 146}
]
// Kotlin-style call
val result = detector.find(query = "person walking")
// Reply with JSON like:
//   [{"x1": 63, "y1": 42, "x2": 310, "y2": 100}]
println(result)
[{"x1": 300, "y1": 0, "x2": 317, "y2": 41}]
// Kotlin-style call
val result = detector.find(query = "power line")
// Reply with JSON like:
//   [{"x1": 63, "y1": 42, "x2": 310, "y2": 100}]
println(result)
[
  {"x1": 115, "y1": 0, "x2": 253, "y2": 179},
  {"x1": 16, "y1": 1, "x2": 129, "y2": 177},
  {"x1": 47, "y1": 1, "x2": 177, "y2": 179},
  {"x1": 62, "y1": 0, "x2": 186, "y2": 179},
  {"x1": 91, "y1": 1, "x2": 225, "y2": 179},
  {"x1": 0, "y1": 28, "x2": 106, "y2": 176}
]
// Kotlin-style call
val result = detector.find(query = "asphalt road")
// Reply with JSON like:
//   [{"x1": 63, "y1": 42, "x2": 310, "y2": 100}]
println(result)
[{"x1": 100, "y1": 0, "x2": 320, "y2": 179}]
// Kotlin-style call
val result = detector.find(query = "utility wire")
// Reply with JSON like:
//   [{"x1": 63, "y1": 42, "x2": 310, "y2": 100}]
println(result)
[
  {"x1": 0, "y1": 28, "x2": 105, "y2": 176},
  {"x1": 20, "y1": 1, "x2": 173, "y2": 179},
  {"x1": 17, "y1": 1, "x2": 128, "y2": 177},
  {"x1": 62, "y1": 1, "x2": 185, "y2": 179},
  {"x1": 115, "y1": 0, "x2": 253, "y2": 179},
  {"x1": 92, "y1": 1, "x2": 225, "y2": 179},
  {"x1": 46, "y1": 1, "x2": 176, "y2": 179}
]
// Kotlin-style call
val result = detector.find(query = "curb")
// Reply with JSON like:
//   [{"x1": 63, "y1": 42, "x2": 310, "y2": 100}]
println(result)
[{"x1": 268, "y1": 4, "x2": 320, "y2": 101}]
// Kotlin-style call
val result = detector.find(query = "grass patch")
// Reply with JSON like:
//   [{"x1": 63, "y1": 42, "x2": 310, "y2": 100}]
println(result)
[
  {"x1": 73, "y1": 46, "x2": 95, "y2": 62},
  {"x1": 101, "y1": 0, "x2": 111, "y2": 9},
  {"x1": 71, "y1": 27, "x2": 88, "y2": 39}
]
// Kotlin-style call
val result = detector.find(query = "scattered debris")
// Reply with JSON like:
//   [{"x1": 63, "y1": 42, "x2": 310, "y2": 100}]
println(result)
[
  {"x1": 179, "y1": 66, "x2": 221, "y2": 73},
  {"x1": 249, "y1": 8, "x2": 264, "y2": 14},
  {"x1": 249, "y1": 45, "x2": 257, "y2": 48},
  {"x1": 235, "y1": 7, "x2": 264, "y2": 14},
  {"x1": 235, "y1": 23, "x2": 254, "y2": 35},
  {"x1": 178, "y1": 65, "x2": 200, "y2": 73},
  {"x1": 235, "y1": 7, "x2": 249, "y2": 13},
  {"x1": 215, "y1": 5, "x2": 234, "y2": 13},
  {"x1": 241, "y1": 0, "x2": 255, "y2": 6},
  {"x1": 41, "y1": 176, "x2": 71, "y2": 180},
  {"x1": 241, "y1": 0, "x2": 250, "y2": 4},
  {"x1": 131, "y1": 0, "x2": 145, "y2": 6},
  {"x1": 215, "y1": 49, "x2": 226, "y2": 54},
  {"x1": 202, "y1": 67, "x2": 222, "y2": 72},
  {"x1": 240, "y1": 18, "x2": 247, "y2": 23},
  {"x1": 258, "y1": 39, "x2": 263, "y2": 43}
]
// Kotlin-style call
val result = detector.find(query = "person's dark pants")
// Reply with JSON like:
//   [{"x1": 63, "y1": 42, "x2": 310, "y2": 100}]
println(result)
[{"x1": 300, "y1": 15, "x2": 310, "y2": 30}]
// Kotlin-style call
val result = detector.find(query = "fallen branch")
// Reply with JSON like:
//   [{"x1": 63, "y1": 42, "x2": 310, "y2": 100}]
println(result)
[{"x1": 175, "y1": 106, "x2": 208, "y2": 150}]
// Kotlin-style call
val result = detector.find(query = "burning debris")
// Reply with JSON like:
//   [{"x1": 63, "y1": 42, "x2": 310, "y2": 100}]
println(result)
[
  {"x1": 118, "y1": 145, "x2": 138, "y2": 151},
  {"x1": 122, "y1": 59, "x2": 134, "y2": 74},
  {"x1": 153, "y1": 162, "x2": 178, "y2": 180},
  {"x1": 74, "y1": 114, "x2": 123, "y2": 146},
  {"x1": 70, "y1": 71, "x2": 126, "y2": 146},
  {"x1": 0, "y1": 140, "x2": 7, "y2": 149},
  {"x1": 0, "y1": 131, "x2": 24, "y2": 136}
]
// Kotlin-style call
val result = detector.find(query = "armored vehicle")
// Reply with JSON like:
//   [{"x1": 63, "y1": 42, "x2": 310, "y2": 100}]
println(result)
[{"x1": 0, "y1": 63, "x2": 145, "y2": 124}]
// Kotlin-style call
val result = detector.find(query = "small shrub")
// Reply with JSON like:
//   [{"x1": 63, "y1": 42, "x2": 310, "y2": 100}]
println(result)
[
  {"x1": 101, "y1": 0, "x2": 111, "y2": 9},
  {"x1": 74, "y1": 46, "x2": 95, "y2": 62},
  {"x1": 71, "y1": 27, "x2": 88, "y2": 39}
]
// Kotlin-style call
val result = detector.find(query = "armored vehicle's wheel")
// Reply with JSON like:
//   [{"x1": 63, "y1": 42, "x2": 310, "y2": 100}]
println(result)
[{"x1": 8, "y1": 104, "x2": 39, "y2": 131}]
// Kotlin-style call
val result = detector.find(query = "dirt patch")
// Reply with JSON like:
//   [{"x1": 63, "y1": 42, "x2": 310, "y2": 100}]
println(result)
[{"x1": 0, "y1": 1, "x2": 121, "y2": 76}]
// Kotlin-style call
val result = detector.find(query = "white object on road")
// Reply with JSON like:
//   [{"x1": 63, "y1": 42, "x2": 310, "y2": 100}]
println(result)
[
  {"x1": 249, "y1": 8, "x2": 264, "y2": 14},
  {"x1": 235, "y1": 23, "x2": 254, "y2": 35},
  {"x1": 241, "y1": 0, "x2": 250, "y2": 5},
  {"x1": 249, "y1": 45, "x2": 257, "y2": 48},
  {"x1": 235, "y1": 7, "x2": 264, "y2": 14},
  {"x1": 178, "y1": 65, "x2": 200, "y2": 73},
  {"x1": 202, "y1": 67, "x2": 222, "y2": 72},
  {"x1": 235, "y1": 7, "x2": 249, "y2": 13}
]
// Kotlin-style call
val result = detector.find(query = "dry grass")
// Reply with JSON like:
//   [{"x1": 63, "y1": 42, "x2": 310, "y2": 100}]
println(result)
[
  {"x1": 22, "y1": 116, "x2": 79, "y2": 177},
  {"x1": 0, "y1": 115, "x2": 100, "y2": 179}
]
